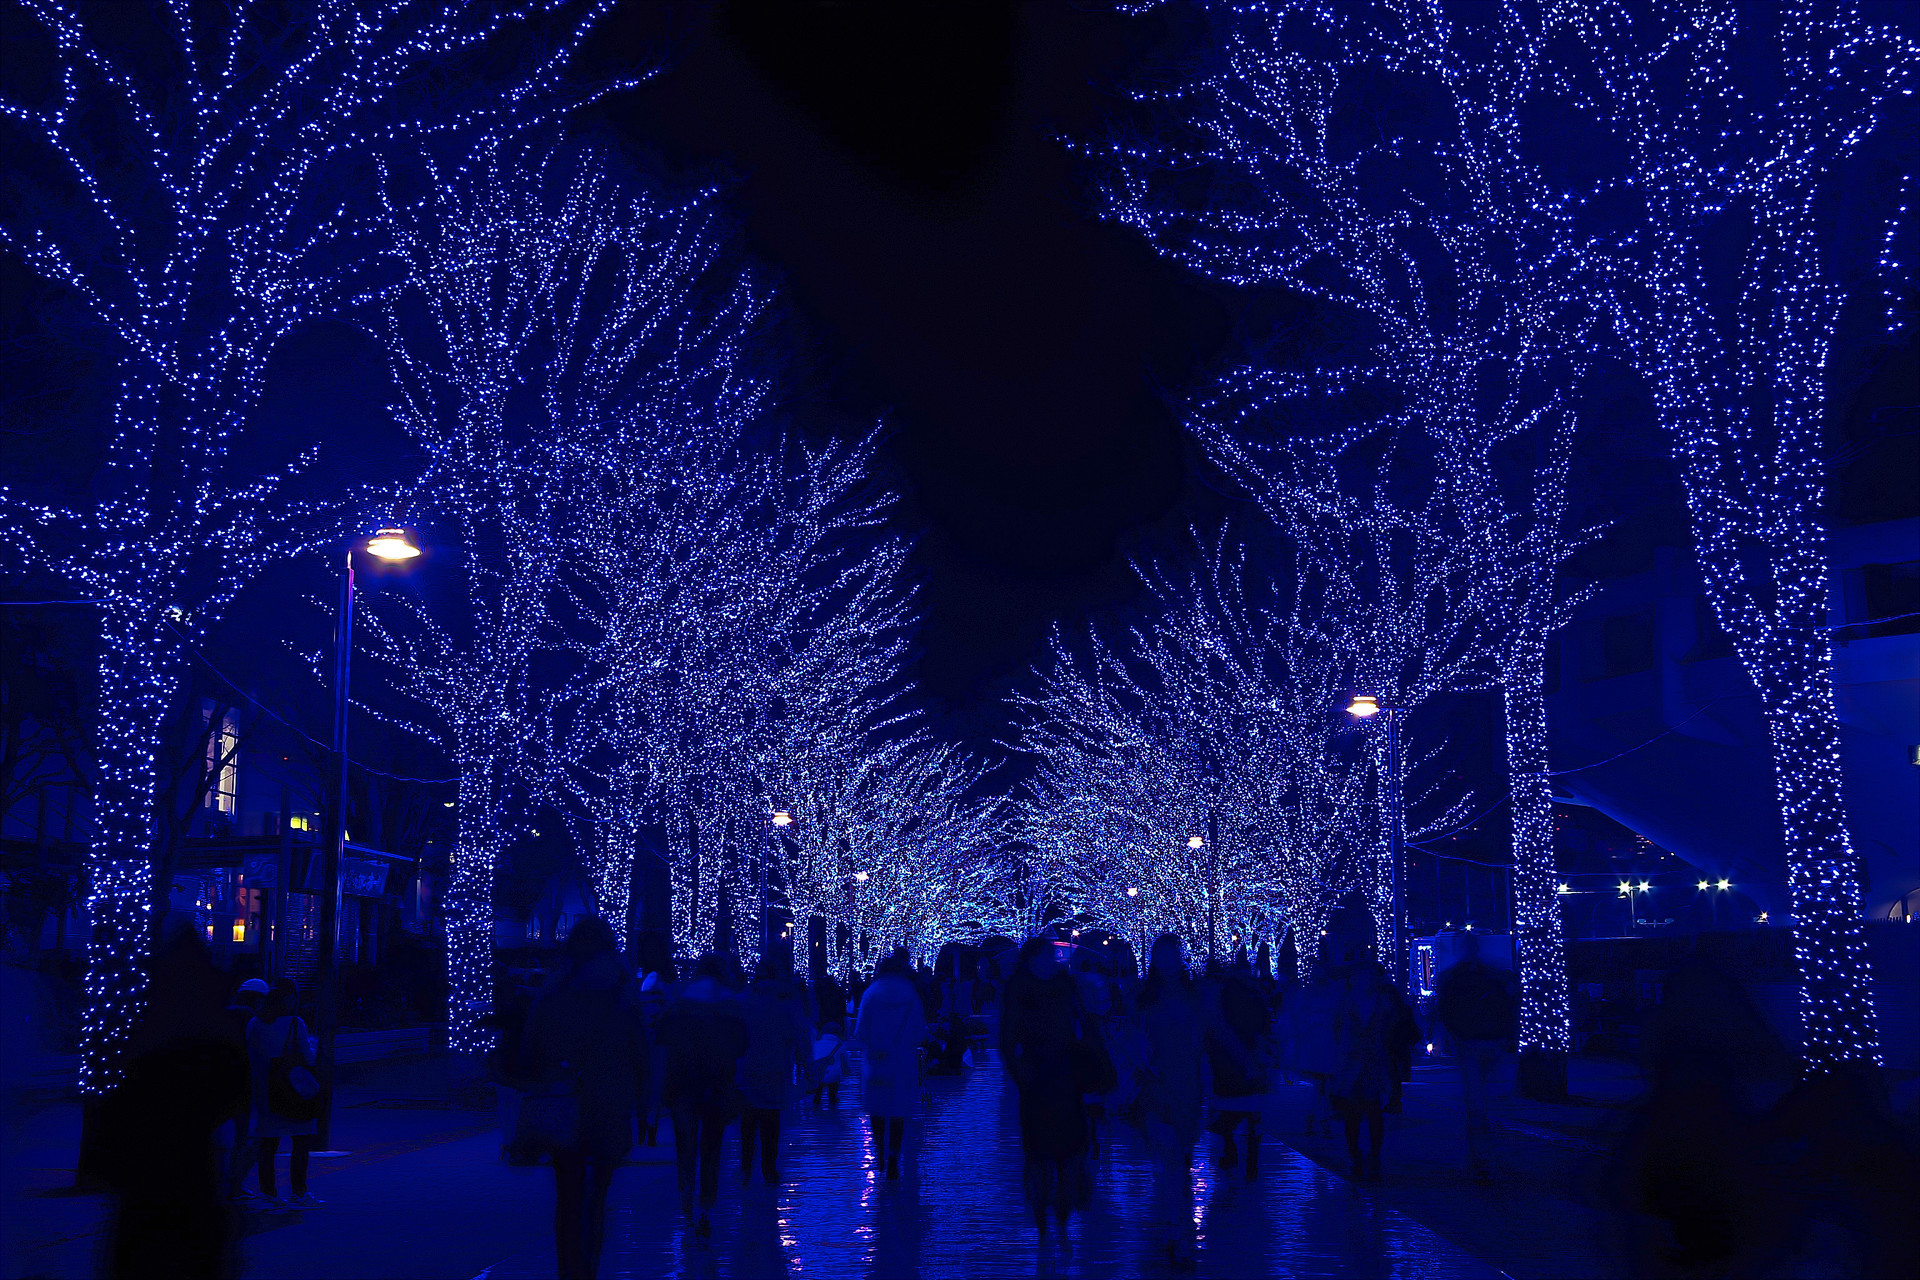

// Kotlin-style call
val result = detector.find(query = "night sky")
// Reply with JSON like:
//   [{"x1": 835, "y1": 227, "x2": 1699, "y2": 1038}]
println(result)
[{"x1": 576, "y1": 1, "x2": 1244, "y2": 744}]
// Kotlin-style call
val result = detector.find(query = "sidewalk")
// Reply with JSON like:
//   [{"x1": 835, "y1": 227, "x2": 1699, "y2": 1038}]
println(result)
[
  {"x1": 1249, "y1": 1054, "x2": 1643, "y2": 1280},
  {"x1": 3, "y1": 1052, "x2": 503, "y2": 1280},
  {"x1": 8, "y1": 1054, "x2": 1509, "y2": 1280}
]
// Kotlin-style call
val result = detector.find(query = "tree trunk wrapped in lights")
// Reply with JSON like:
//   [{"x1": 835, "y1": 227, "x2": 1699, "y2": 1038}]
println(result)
[
  {"x1": 0, "y1": 0, "x2": 619, "y2": 1091},
  {"x1": 1526, "y1": 1, "x2": 1913, "y2": 1068}
]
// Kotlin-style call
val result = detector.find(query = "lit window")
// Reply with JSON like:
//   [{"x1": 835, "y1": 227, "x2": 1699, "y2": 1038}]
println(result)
[
  {"x1": 290, "y1": 815, "x2": 313, "y2": 832},
  {"x1": 205, "y1": 707, "x2": 239, "y2": 815}
]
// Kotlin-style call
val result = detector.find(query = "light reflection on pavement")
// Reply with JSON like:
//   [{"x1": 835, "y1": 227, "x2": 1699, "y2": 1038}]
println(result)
[{"x1": 476, "y1": 1063, "x2": 1505, "y2": 1280}]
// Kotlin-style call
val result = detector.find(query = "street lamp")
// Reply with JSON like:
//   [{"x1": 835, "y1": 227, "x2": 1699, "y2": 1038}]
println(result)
[
  {"x1": 763, "y1": 809, "x2": 794, "y2": 961},
  {"x1": 1347, "y1": 693, "x2": 1408, "y2": 997},
  {"x1": 313, "y1": 527, "x2": 421, "y2": 1154}
]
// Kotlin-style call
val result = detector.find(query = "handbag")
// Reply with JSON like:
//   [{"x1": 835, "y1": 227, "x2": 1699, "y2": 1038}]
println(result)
[
  {"x1": 266, "y1": 1020, "x2": 322, "y2": 1121},
  {"x1": 1070, "y1": 1023, "x2": 1119, "y2": 1095},
  {"x1": 505, "y1": 1068, "x2": 580, "y2": 1166}
]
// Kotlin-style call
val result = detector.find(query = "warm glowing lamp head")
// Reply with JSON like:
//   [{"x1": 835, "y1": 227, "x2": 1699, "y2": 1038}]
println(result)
[
  {"x1": 1698, "y1": 880, "x2": 1711, "y2": 891},
  {"x1": 771, "y1": 811, "x2": 792, "y2": 828},
  {"x1": 853, "y1": 870, "x2": 868, "y2": 883},
  {"x1": 365, "y1": 528, "x2": 422, "y2": 561},
  {"x1": 1186, "y1": 835, "x2": 1204, "y2": 849},
  {"x1": 1125, "y1": 886, "x2": 1139, "y2": 898},
  {"x1": 1638, "y1": 881, "x2": 1651, "y2": 893},
  {"x1": 1346, "y1": 694, "x2": 1380, "y2": 718},
  {"x1": 1716, "y1": 879, "x2": 1730, "y2": 891},
  {"x1": 1619, "y1": 881, "x2": 1633, "y2": 894}
]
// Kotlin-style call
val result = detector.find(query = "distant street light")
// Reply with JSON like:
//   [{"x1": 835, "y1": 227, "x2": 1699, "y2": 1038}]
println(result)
[{"x1": 1186, "y1": 835, "x2": 1204, "y2": 849}]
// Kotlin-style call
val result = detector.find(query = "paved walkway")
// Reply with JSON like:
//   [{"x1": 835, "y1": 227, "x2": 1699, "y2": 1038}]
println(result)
[{"x1": 6, "y1": 1054, "x2": 1510, "y2": 1280}]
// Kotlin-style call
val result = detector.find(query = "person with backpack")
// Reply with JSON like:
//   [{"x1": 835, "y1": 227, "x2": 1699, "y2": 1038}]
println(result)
[
  {"x1": 246, "y1": 977, "x2": 322, "y2": 1209},
  {"x1": 1434, "y1": 931, "x2": 1518, "y2": 1182}
]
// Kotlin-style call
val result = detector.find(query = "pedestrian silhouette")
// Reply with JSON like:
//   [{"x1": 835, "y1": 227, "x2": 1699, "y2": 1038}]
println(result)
[
  {"x1": 99, "y1": 915, "x2": 247, "y2": 1279},
  {"x1": 855, "y1": 948, "x2": 924, "y2": 1179},
  {"x1": 658, "y1": 952, "x2": 749, "y2": 1243},
  {"x1": 1207, "y1": 951, "x2": 1271, "y2": 1180},
  {"x1": 1433, "y1": 931, "x2": 1517, "y2": 1181},
  {"x1": 517, "y1": 916, "x2": 646, "y2": 1280},
  {"x1": 246, "y1": 976, "x2": 321, "y2": 1209},
  {"x1": 1000, "y1": 936, "x2": 1106, "y2": 1263},
  {"x1": 1136, "y1": 933, "x2": 1206, "y2": 1270},
  {"x1": 737, "y1": 951, "x2": 810, "y2": 1184},
  {"x1": 1313, "y1": 930, "x2": 1403, "y2": 1182}
]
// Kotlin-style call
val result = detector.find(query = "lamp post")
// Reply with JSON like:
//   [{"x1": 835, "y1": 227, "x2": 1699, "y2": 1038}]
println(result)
[
  {"x1": 1619, "y1": 879, "x2": 1652, "y2": 933},
  {"x1": 1125, "y1": 885, "x2": 1143, "y2": 974},
  {"x1": 1697, "y1": 878, "x2": 1732, "y2": 930},
  {"x1": 1347, "y1": 694, "x2": 1408, "y2": 998},
  {"x1": 314, "y1": 529, "x2": 419, "y2": 1153},
  {"x1": 765, "y1": 809, "x2": 792, "y2": 963}
]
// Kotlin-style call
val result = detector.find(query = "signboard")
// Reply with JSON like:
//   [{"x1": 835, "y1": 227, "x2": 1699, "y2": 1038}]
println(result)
[{"x1": 342, "y1": 856, "x2": 390, "y2": 898}]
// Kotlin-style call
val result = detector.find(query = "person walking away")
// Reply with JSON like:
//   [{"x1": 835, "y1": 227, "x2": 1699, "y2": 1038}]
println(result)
[
  {"x1": 100, "y1": 916, "x2": 248, "y2": 1279},
  {"x1": 1133, "y1": 934, "x2": 1208, "y2": 1270},
  {"x1": 636, "y1": 966, "x2": 672, "y2": 1145},
  {"x1": 247, "y1": 977, "x2": 322, "y2": 1210},
  {"x1": 518, "y1": 917, "x2": 646, "y2": 1280},
  {"x1": 1322, "y1": 940, "x2": 1402, "y2": 1182},
  {"x1": 855, "y1": 949, "x2": 924, "y2": 1179},
  {"x1": 659, "y1": 954, "x2": 749, "y2": 1242},
  {"x1": 1207, "y1": 953, "x2": 1271, "y2": 1179},
  {"x1": 1434, "y1": 931, "x2": 1517, "y2": 1181},
  {"x1": 1001, "y1": 937, "x2": 1107, "y2": 1261},
  {"x1": 218, "y1": 979, "x2": 268, "y2": 1203},
  {"x1": 738, "y1": 954, "x2": 811, "y2": 1184}
]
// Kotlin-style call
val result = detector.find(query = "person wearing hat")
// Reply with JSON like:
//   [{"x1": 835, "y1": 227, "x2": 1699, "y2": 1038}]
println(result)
[{"x1": 219, "y1": 979, "x2": 271, "y2": 1202}]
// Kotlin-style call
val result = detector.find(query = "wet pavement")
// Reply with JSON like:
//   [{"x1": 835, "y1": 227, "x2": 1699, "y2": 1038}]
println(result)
[{"x1": 476, "y1": 1062, "x2": 1505, "y2": 1280}]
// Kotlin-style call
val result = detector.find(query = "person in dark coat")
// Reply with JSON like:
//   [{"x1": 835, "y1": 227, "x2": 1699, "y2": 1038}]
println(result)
[
  {"x1": 520, "y1": 917, "x2": 646, "y2": 1280},
  {"x1": 1434, "y1": 931, "x2": 1517, "y2": 1180},
  {"x1": 658, "y1": 953, "x2": 750, "y2": 1242},
  {"x1": 737, "y1": 954, "x2": 811, "y2": 1184},
  {"x1": 1137, "y1": 934, "x2": 1206, "y2": 1270},
  {"x1": 217, "y1": 978, "x2": 268, "y2": 1201},
  {"x1": 100, "y1": 916, "x2": 248, "y2": 1279},
  {"x1": 1207, "y1": 953, "x2": 1271, "y2": 1178},
  {"x1": 1000, "y1": 937, "x2": 1104, "y2": 1256}
]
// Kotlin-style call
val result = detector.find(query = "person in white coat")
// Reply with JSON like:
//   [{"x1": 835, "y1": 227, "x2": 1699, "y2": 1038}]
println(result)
[{"x1": 855, "y1": 949, "x2": 924, "y2": 1179}]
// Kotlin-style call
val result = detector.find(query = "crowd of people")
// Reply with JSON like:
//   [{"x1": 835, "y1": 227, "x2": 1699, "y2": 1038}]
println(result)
[
  {"x1": 67, "y1": 899, "x2": 1915, "y2": 1280},
  {"x1": 490, "y1": 890, "x2": 1451, "y2": 1277}
]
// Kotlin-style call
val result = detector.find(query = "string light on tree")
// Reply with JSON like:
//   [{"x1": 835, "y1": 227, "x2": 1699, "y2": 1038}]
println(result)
[{"x1": 0, "y1": 0, "x2": 620, "y2": 1091}]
